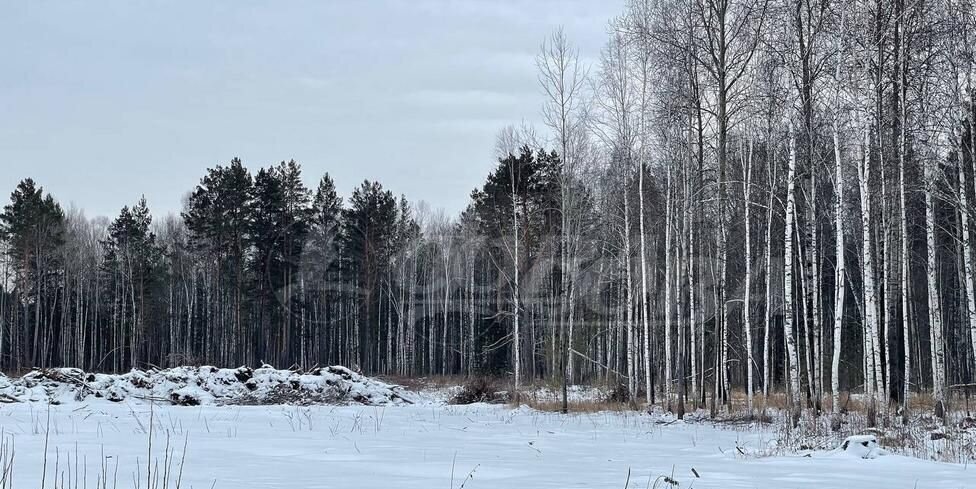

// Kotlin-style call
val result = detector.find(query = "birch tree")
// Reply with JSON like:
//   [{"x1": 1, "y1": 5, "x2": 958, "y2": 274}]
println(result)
[
  {"x1": 538, "y1": 27, "x2": 589, "y2": 412},
  {"x1": 785, "y1": 128, "x2": 803, "y2": 417}
]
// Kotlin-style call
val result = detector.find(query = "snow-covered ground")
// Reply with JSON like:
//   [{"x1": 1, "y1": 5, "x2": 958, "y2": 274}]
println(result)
[{"x1": 2, "y1": 397, "x2": 973, "y2": 488}]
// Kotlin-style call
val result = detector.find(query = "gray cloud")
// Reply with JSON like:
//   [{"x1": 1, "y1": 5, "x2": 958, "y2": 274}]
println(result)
[{"x1": 0, "y1": 0, "x2": 621, "y2": 218}]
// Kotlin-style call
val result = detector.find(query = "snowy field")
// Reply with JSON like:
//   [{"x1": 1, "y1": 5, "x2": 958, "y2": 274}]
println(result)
[{"x1": 2, "y1": 397, "x2": 974, "y2": 488}]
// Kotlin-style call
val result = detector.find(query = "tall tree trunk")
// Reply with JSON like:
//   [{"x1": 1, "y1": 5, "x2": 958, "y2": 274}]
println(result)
[
  {"x1": 512, "y1": 173, "x2": 521, "y2": 404},
  {"x1": 624, "y1": 178, "x2": 636, "y2": 403},
  {"x1": 924, "y1": 150, "x2": 946, "y2": 418},
  {"x1": 743, "y1": 138, "x2": 755, "y2": 415},
  {"x1": 664, "y1": 166, "x2": 674, "y2": 409},
  {"x1": 785, "y1": 129, "x2": 803, "y2": 416},
  {"x1": 764, "y1": 142, "x2": 776, "y2": 401},
  {"x1": 831, "y1": 121, "x2": 846, "y2": 420},
  {"x1": 969, "y1": 97, "x2": 976, "y2": 371},
  {"x1": 858, "y1": 129, "x2": 884, "y2": 411},
  {"x1": 896, "y1": 0, "x2": 912, "y2": 410},
  {"x1": 640, "y1": 161, "x2": 652, "y2": 405}
]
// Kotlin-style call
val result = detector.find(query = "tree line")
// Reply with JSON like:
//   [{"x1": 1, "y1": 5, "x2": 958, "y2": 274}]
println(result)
[{"x1": 2, "y1": 0, "x2": 976, "y2": 420}]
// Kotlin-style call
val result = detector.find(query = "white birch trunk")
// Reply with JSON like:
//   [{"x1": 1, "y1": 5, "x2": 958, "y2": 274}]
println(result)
[
  {"x1": 687, "y1": 151, "x2": 698, "y2": 406},
  {"x1": 512, "y1": 174, "x2": 521, "y2": 404},
  {"x1": 813, "y1": 220, "x2": 823, "y2": 405},
  {"x1": 798, "y1": 239, "x2": 815, "y2": 407},
  {"x1": 743, "y1": 138, "x2": 755, "y2": 415},
  {"x1": 970, "y1": 96, "x2": 976, "y2": 370},
  {"x1": 640, "y1": 161, "x2": 652, "y2": 404},
  {"x1": 689, "y1": 202, "x2": 699, "y2": 405},
  {"x1": 924, "y1": 150, "x2": 946, "y2": 416},
  {"x1": 879, "y1": 132, "x2": 893, "y2": 401},
  {"x1": 831, "y1": 121, "x2": 845, "y2": 415},
  {"x1": 899, "y1": 63, "x2": 912, "y2": 408},
  {"x1": 682, "y1": 104, "x2": 704, "y2": 407},
  {"x1": 958, "y1": 134, "x2": 976, "y2": 394},
  {"x1": 468, "y1": 250, "x2": 476, "y2": 375},
  {"x1": 763, "y1": 144, "x2": 775, "y2": 399},
  {"x1": 625, "y1": 185, "x2": 636, "y2": 402},
  {"x1": 664, "y1": 167, "x2": 674, "y2": 408},
  {"x1": 785, "y1": 129, "x2": 802, "y2": 410},
  {"x1": 857, "y1": 129, "x2": 884, "y2": 404}
]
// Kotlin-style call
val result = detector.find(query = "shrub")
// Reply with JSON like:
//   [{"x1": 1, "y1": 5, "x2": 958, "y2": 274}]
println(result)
[
  {"x1": 605, "y1": 383, "x2": 630, "y2": 404},
  {"x1": 450, "y1": 377, "x2": 505, "y2": 405}
]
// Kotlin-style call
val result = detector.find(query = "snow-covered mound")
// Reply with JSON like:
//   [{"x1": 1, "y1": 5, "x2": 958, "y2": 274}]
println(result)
[
  {"x1": 838, "y1": 435, "x2": 887, "y2": 459},
  {"x1": 0, "y1": 365, "x2": 413, "y2": 406}
]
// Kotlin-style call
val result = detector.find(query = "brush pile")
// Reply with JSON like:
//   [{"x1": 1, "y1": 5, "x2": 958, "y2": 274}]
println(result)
[{"x1": 0, "y1": 365, "x2": 413, "y2": 406}]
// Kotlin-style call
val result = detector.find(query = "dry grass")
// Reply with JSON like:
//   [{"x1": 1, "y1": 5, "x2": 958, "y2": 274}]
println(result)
[
  {"x1": 375, "y1": 374, "x2": 470, "y2": 391},
  {"x1": 382, "y1": 377, "x2": 976, "y2": 463},
  {"x1": 382, "y1": 376, "x2": 974, "y2": 421},
  {"x1": 510, "y1": 380, "x2": 643, "y2": 413},
  {"x1": 721, "y1": 388, "x2": 976, "y2": 417},
  {"x1": 706, "y1": 389, "x2": 976, "y2": 463},
  {"x1": 514, "y1": 396, "x2": 637, "y2": 413},
  {"x1": 770, "y1": 408, "x2": 976, "y2": 463}
]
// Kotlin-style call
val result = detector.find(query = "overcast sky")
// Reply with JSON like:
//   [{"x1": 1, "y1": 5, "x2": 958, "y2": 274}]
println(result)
[{"x1": 0, "y1": 1, "x2": 621, "y2": 219}]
